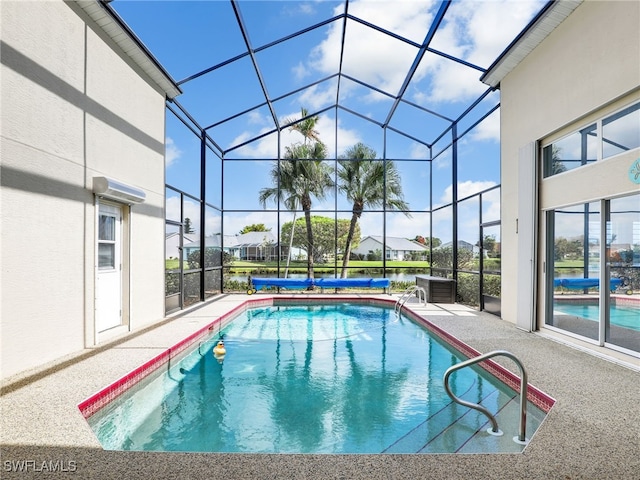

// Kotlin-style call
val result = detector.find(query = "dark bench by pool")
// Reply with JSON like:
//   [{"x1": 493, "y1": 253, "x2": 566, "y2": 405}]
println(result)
[
  {"x1": 248, "y1": 277, "x2": 390, "y2": 294},
  {"x1": 415, "y1": 275, "x2": 456, "y2": 303}
]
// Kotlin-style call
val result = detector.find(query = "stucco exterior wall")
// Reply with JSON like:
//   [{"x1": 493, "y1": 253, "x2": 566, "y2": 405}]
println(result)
[
  {"x1": 352, "y1": 237, "x2": 384, "y2": 258},
  {"x1": 1, "y1": 1, "x2": 167, "y2": 379},
  {"x1": 498, "y1": 0, "x2": 640, "y2": 325}
]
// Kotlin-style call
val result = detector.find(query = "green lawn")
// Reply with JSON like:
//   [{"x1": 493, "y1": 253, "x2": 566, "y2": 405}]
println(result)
[
  {"x1": 165, "y1": 259, "x2": 187, "y2": 270},
  {"x1": 554, "y1": 260, "x2": 589, "y2": 268},
  {"x1": 166, "y1": 259, "x2": 432, "y2": 271},
  {"x1": 226, "y1": 260, "x2": 430, "y2": 274},
  {"x1": 167, "y1": 258, "x2": 507, "y2": 272}
]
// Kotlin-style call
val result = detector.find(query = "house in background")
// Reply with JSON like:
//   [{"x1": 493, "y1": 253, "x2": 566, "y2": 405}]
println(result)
[
  {"x1": 231, "y1": 231, "x2": 284, "y2": 261},
  {"x1": 183, "y1": 231, "x2": 287, "y2": 262},
  {"x1": 181, "y1": 234, "x2": 228, "y2": 262},
  {"x1": 440, "y1": 240, "x2": 479, "y2": 256},
  {"x1": 352, "y1": 236, "x2": 428, "y2": 261},
  {"x1": 165, "y1": 232, "x2": 196, "y2": 260}
]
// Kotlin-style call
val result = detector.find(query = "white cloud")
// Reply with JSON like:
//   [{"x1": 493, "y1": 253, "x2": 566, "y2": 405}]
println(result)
[
  {"x1": 464, "y1": 1, "x2": 546, "y2": 66},
  {"x1": 229, "y1": 108, "x2": 362, "y2": 159},
  {"x1": 292, "y1": 61, "x2": 310, "y2": 82},
  {"x1": 347, "y1": 0, "x2": 435, "y2": 45},
  {"x1": 248, "y1": 110, "x2": 267, "y2": 126},
  {"x1": 409, "y1": 142, "x2": 430, "y2": 159},
  {"x1": 433, "y1": 151, "x2": 451, "y2": 170},
  {"x1": 166, "y1": 196, "x2": 222, "y2": 235},
  {"x1": 225, "y1": 211, "x2": 279, "y2": 236},
  {"x1": 442, "y1": 180, "x2": 497, "y2": 203},
  {"x1": 165, "y1": 137, "x2": 182, "y2": 167},
  {"x1": 470, "y1": 108, "x2": 500, "y2": 142},
  {"x1": 386, "y1": 213, "x2": 420, "y2": 238},
  {"x1": 296, "y1": 83, "x2": 337, "y2": 111},
  {"x1": 166, "y1": 196, "x2": 200, "y2": 233},
  {"x1": 228, "y1": 130, "x2": 253, "y2": 149},
  {"x1": 340, "y1": 24, "x2": 418, "y2": 94},
  {"x1": 308, "y1": 0, "x2": 436, "y2": 98},
  {"x1": 228, "y1": 129, "x2": 278, "y2": 157},
  {"x1": 483, "y1": 193, "x2": 501, "y2": 223},
  {"x1": 355, "y1": 210, "x2": 425, "y2": 239},
  {"x1": 415, "y1": 59, "x2": 486, "y2": 104},
  {"x1": 304, "y1": 0, "x2": 543, "y2": 106},
  {"x1": 206, "y1": 211, "x2": 222, "y2": 235},
  {"x1": 316, "y1": 115, "x2": 361, "y2": 157},
  {"x1": 294, "y1": 2, "x2": 316, "y2": 17},
  {"x1": 226, "y1": 1, "x2": 542, "y2": 157},
  {"x1": 355, "y1": 214, "x2": 381, "y2": 239},
  {"x1": 414, "y1": 0, "x2": 545, "y2": 104}
]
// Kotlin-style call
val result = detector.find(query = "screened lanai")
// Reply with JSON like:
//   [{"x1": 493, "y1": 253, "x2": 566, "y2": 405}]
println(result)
[{"x1": 104, "y1": 0, "x2": 550, "y2": 312}]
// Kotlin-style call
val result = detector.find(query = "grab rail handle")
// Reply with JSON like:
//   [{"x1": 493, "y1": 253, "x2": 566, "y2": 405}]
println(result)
[
  {"x1": 443, "y1": 350, "x2": 528, "y2": 444},
  {"x1": 394, "y1": 286, "x2": 426, "y2": 313}
]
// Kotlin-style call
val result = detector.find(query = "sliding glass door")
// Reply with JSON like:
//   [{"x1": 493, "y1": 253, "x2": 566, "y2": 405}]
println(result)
[
  {"x1": 605, "y1": 195, "x2": 640, "y2": 352},
  {"x1": 545, "y1": 193, "x2": 639, "y2": 355},
  {"x1": 546, "y1": 202, "x2": 601, "y2": 341}
]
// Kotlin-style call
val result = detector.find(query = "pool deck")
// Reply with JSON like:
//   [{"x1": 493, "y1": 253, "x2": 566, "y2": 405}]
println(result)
[{"x1": 1, "y1": 294, "x2": 639, "y2": 479}]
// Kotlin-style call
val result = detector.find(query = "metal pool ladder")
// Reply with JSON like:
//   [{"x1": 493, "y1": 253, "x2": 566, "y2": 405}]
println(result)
[
  {"x1": 394, "y1": 285, "x2": 426, "y2": 314},
  {"x1": 443, "y1": 350, "x2": 529, "y2": 445}
]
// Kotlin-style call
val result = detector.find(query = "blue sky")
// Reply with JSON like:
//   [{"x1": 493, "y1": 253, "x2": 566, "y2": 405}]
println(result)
[{"x1": 112, "y1": 0, "x2": 547, "y2": 244}]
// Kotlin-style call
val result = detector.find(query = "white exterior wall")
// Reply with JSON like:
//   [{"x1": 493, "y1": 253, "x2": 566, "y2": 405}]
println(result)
[
  {"x1": 499, "y1": 1, "x2": 640, "y2": 325},
  {"x1": 352, "y1": 237, "x2": 384, "y2": 258},
  {"x1": 1, "y1": 1, "x2": 167, "y2": 379}
]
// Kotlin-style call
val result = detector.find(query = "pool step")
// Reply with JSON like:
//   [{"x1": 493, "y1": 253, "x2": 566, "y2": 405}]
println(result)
[
  {"x1": 384, "y1": 386, "x2": 544, "y2": 454},
  {"x1": 456, "y1": 392, "x2": 548, "y2": 453}
]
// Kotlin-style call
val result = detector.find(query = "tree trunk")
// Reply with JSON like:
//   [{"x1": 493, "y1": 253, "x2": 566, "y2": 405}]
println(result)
[
  {"x1": 302, "y1": 197, "x2": 314, "y2": 284},
  {"x1": 304, "y1": 210, "x2": 314, "y2": 283},
  {"x1": 341, "y1": 213, "x2": 359, "y2": 278},
  {"x1": 284, "y1": 211, "x2": 296, "y2": 278}
]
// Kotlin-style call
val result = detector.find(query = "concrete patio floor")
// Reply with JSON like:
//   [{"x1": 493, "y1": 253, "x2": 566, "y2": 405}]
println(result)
[{"x1": 1, "y1": 294, "x2": 638, "y2": 479}]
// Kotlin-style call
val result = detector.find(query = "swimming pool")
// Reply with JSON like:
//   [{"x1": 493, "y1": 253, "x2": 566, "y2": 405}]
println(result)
[
  {"x1": 84, "y1": 300, "x2": 552, "y2": 454},
  {"x1": 553, "y1": 303, "x2": 640, "y2": 332}
]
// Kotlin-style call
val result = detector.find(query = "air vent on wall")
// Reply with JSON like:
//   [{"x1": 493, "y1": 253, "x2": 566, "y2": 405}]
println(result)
[{"x1": 93, "y1": 176, "x2": 146, "y2": 204}]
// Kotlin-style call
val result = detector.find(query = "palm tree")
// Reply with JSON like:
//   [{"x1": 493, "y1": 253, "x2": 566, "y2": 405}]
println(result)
[
  {"x1": 284, "y1": 107, "x2": 321, "y2": 145},
  {"x1": 337, "y1": 143, "x2": 410, "y2": 278},
  {"x1": 268, "y1": 108, "x2": 324, "y2": 277},
  {"x1": 259, "y1": 140, "x2": 333, "y2": 281},
  {"x1": 551, "y1": 145, "x2": 567, "y2": 175}
]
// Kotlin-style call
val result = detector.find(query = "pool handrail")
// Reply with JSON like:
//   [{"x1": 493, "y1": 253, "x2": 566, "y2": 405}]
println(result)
[
  {"x1": 443, "y1": 350, "x2": 529, "y2": 445},
  {"x1": 395, "y1": 285, "x2": 426, "y2": 313}
]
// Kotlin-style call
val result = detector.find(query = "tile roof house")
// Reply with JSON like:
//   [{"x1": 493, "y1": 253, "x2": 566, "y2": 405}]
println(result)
[
  {"x1": 352, "y1": 235, "x2": 428, "y2": 261},
  {"x1": 183, "y1": 231, "x2": 287, "y2": 261}
]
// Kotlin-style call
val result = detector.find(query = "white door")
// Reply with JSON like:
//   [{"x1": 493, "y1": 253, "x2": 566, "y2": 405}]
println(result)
[{"x1": 96, "y1": 203, "x2": 122, "y2": 333}]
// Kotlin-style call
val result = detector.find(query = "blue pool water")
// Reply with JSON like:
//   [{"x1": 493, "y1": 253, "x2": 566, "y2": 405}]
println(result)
[
  {"x1": 554, "y1": 303, "x2": 640, "y2": 331},
  {"x1": 89, "y1": 303, "x2": 546, "y2": 453}
]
